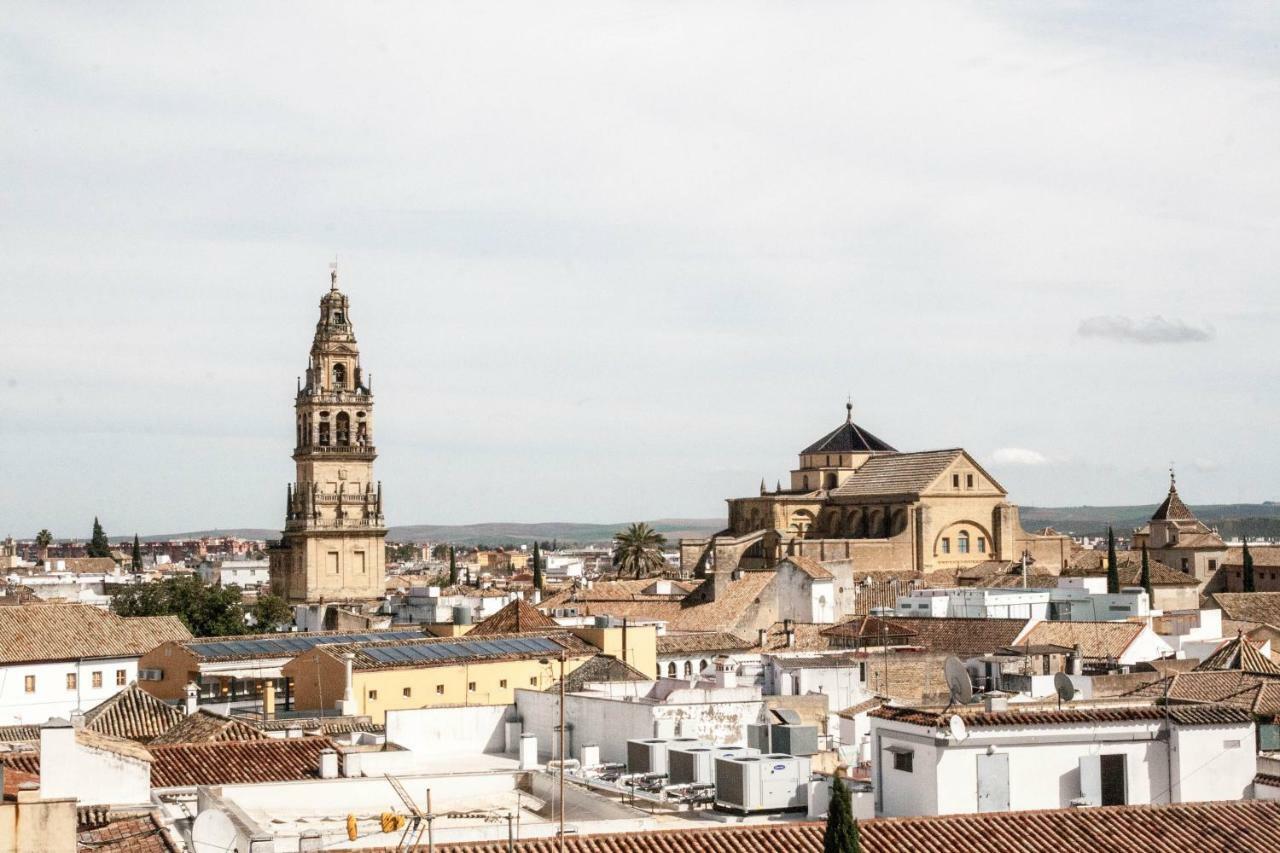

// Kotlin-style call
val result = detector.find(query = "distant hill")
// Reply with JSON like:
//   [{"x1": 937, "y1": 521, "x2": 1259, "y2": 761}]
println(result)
[
  {"x1": 139, "y1": 519, "x2": 726, "y2": 547},
  {"x1": 1021, "y1": 503, "x2": 1280, "y2": 538}
]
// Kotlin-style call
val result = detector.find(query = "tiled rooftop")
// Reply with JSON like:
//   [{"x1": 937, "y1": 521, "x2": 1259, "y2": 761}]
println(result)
[
  {"x1": 81, "y1": 683, "x2": 185, "y2": 742},
  {"x1": 871, "y1": 703, "x2": 1253, "y2": 728},
  {"x1": 1016, "y1": 620, "x2": 1145, "y2": 660},
  {"x1": 831, "y1": 616, "x2": 1027, "y2": 656},
  {"x1": 149, "y1": 709, "x2": 265, "y2": 745},
  {"x1": 656, "y1": 632, "x2": 753, "y2": 655},
  {"x1": 467, "y1": 599, "x2": 560, "y2": 635},
  {"x1": 148, "y1": 736, "x2": 332, "y2": 787},
  {"x1": 0, "y1": 604, "x2": 190, "y2": 665},
  {"x1": 76, "y1": 809, "x2": 179, "y2": 853}
]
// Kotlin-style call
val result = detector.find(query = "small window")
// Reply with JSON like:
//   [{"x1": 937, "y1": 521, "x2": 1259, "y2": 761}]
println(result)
[
  {"x1": 436, "y1": 684, "x2": 445, "y2": 695},
  {"x1": 683, "y1": 661, "x2": 693, "y2": 677},
  {"x1": 368, "y1": 689, "x2": 378, "y2": 700},
  {"x1": 529, "y1": 677, "x2": 538, "y2": 686},
  {"x1": 468, "y1": 682, "x2": 477, "y2": 692},
  {"x1": 1181, "y1": 558, "x2": 1189, "y2": 571},
  {"x1": 958, "y1": 531, "x2": 970, "y2": 554},
  {"x1": 952, "y1": 474, "x2": 960, "y2": 488},
  {"x1": 1209, "y1": 560, "x2": 1217, "y2": 571},
  {"x1": 92, "y1": 671, "x2": 103, "y2": 689},
  {"x1": 116, "y1": 670, "x2": 126, "y2": 686},
  {"x1": 24, "y1": 675, "x2": 35, "y2": 693},
  {"x1": 941, "y1": 538, "x2": 951, "y2": 554},
  {"x1": 977, "y1": 537, "x2": 987, "y2": 554},
  {"x1": 667, "y1": 662, "x2": 677, "y2": 677},
  {"x1": 890, "y1": 748, "x2": 914, "y2": 772},
  {"x1": 499, "y1": 679, "x2": 508, "y2": 688},
  {"x1": 66, "y1": 673, "x2": 77, "y2": 691},
  {"x1": 402, "y1": 687, "x2": 412, "y2": 698},
  {"x1": 965, "y1": 474, "x2": 974, "y2": 489}
]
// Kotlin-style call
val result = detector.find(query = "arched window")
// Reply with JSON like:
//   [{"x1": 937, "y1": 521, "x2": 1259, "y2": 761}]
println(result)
[
  {"x1": 335, "y1": 412, "x2": 351, "y2": 446},
  {"x1": 318, "y1": 420, "x2": 331, "y2": 447},
  {"x1": 699, "y1": 659, "x2": 709, "y2": 671},
  {"x1": 667, "y1": 662, "x2": 677, "y2": 678},
  {"x1": 332, "y1": 363, "x2": 347, "y2": 390},
  {"x1": 825, "y1": 472, "x2": 837, "y2": 489},
  {"x1": 683, "y1": 661, "x2": 693, "y2": 677},
  {"x1": 958, "y1": 531, "x2": 970, "y2": 554}
]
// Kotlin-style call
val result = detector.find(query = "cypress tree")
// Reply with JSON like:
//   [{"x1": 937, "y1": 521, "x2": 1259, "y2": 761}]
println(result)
[
  {"x1": 131, "y1": 534, "x2": 143, "y2": 573},
  {"x1": 1139, "y1": 543, "x2": 1154, "y2": 604},
  {"x1": 533, "y1": 541, "x2": 544, "y2": 591},
  {"x1": 1106, "y1": 526, "x2": 1120, "y2": 595},
  {"x1": 448, "y1": 546, "x2": 458, "y2": 587},
  {"x1": 1244, "y1": 539, "x2": 1256, "y2": 593},
  {"x1": 88, "y1": 517, "x2": 111, "y2": 559},
  {"x1": 823, "y1": 776, "x2": 860, "y2": 853}
]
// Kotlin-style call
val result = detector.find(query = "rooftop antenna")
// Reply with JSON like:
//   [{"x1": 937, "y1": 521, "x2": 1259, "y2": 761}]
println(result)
[
  {"x1": 1054, "y1": 671, "x2": 1077, "y2": 710},
  {"x1": 942, "y1": 655, "x2": 973, "y2": 711}
]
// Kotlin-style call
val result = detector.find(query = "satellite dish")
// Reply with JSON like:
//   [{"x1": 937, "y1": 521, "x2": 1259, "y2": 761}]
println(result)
[
  {"x1": 1054, "y1": 671, "x2": 1077, "y2": 706},
  {"x1": 948, "y1": 714, "x2": 968, "y2": 742},
  {"x1": 943, "y1": 656, "x2": 973, "y2": 706}
]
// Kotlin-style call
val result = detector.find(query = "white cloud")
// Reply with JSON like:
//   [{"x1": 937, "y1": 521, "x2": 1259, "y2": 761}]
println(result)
[
  {"x1": 992, "y1": 448, "x2": 1051, "y2": 467},
  {"x1": 1077, "y1": 315, "x2": 1213, "y2": 345}
]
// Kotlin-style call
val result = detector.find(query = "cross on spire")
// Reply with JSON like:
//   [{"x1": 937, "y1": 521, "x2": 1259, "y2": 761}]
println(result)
[
  {"x1": 329, "y1": 258, "x2": 339, "y2": 291},
  {"x1": 845, "y1": 394, "x2": 853, "y2": 423}
]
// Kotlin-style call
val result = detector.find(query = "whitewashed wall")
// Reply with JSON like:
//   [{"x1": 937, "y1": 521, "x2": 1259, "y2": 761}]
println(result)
[{"x1": 0, "y1": 657, "x2": 139, "y2": 725}]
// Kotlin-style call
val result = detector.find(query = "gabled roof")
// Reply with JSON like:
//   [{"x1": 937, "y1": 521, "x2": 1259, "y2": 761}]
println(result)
[
  {"x1": 829, "y1": 449, "x2": 991, "y2": 500},
  {"x1": 468, "y1": 599, "x2": 560, "y2": 635},
  {"x1": 1016, "y1": 620, "x2": 1146, "y2": 660},
  {"x1": 872, "y1": 703, "x2": 1252, "y2": 728},
  {"x1": 778, "y1": 556, "x2": 834, "y2": 580},
  {"x1": 838, "y1": 616, "x2": 1027, "y2": 656},
  {"x1": 1195, "y1": 633, "x2": 1280, "y2": 676},
  {"x1": 818, "y1": 615, "x2": 917, "y2": 644},
  {"x1": 668, "y1": 571, "x2": 776, "y2": 632},
  {"x1": 550, "y1": 654, "x2": 652, "y2": 692},
  {"x1": 1064, "y1": 551, "x2": 1199, "y2": 586},
  {"x1": 1211, "y1": 593, "x2": 1280, "y2": 626},
  {"x1": 1124, "y1": 670, "x2": 1280, "y2": 716},
  {"x1": 0, "y1": 605, "x2": 191, "y2": 665},
  {"x1": 149, "y1": 709, "x2": 266, "y2": 745},
  {"x1": 1152, "y1": 481, "x2": 1196, "y2": 521},
  {"x1": 81, "y1": 683, "x2": 184, "y2": 742},
  {"x1": 149, "y1": 736, "x2": 332, "y2": 787},
  {"x1": 800, "y1": 408, "x2": 897, "y2": 455},
  {"x1": 0, "y1": 724, "x2": 40, "y2": 744},
  {"x1": 77, "y1": 809, "x2": 180, "y2": 853},
  {"x1": 657, "y1": 632, "x2": 753, "y2": 655}
]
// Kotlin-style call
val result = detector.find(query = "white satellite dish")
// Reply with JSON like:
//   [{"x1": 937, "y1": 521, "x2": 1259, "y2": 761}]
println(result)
[
  {"x1": 943, "y1": 656, "x2": 973, "y2": 707},
  {"x1": 948, "y1": 714, "x2": 968, "y2": 742},
  {"x1": 1054, "y1": 671, "x2": 1077, "y2": 708}
]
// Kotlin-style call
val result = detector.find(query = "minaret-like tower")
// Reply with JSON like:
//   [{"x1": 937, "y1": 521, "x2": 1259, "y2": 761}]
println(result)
[{"x1": 269, "y1": 269, "x2": 387, "y2": 603}]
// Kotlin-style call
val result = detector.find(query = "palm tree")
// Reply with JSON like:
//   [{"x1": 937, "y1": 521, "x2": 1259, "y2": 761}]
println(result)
[
  {"x1": 612, "y1": 523, "x2": 667, "y2": 579},
  {"x1": 35, "y1": 529, "x2": 53, "y2": 565}
]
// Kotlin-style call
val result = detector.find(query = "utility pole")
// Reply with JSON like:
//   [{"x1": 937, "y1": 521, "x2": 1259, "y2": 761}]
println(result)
[{"x1": 541, "y1": 649, "x2": 567, "y2": 853}]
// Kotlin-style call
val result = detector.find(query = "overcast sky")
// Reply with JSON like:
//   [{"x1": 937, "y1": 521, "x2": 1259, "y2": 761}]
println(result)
[{"x1": 2, "y1": 3, "x2": 1278, "y2": 538}]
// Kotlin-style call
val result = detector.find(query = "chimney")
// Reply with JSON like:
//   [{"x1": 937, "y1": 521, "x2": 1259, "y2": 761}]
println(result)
[
  {"x1": 716, "y1": 660, "x2": 738, "y2": 689},
  {"x1": 1069, "y1": 644, "x2": 1084, "y2": 676},
  {"x1": 318, "y1": 748, "x2": 339, "y2": 779},
  {"x1": 784, "y1": 618, "x2": 796, "y2": 648},
  {"x1": 340, "y1": 652, "x2": 357, "y2": 714},
  {"x1": 69, "y1": 711, "x2": 85, "y2": 729},
  {"x1": 38, "y1": 719, "x2": 76, "y2": 800},
  {"x1": 185, "y1": 683, "x2": 200, "y2": 715},
  {"x1": 757, "y1": 628, "x2": 768, "y2": 648},
  {"x1": 983, "y1": 693, "x2": 1009, "y2": 713}
]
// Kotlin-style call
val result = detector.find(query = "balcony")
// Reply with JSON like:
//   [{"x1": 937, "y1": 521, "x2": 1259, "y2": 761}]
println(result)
[
  {"x1": 294, "y1": 444, "x2": 376, "y2": 459},
  {"x1": 298, "y1": 390, "x2": 373, "y2": 405}
]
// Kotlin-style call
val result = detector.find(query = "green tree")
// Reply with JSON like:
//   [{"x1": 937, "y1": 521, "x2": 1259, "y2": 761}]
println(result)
[
  {"x1": 131, "y1": 534, "x2": 143, "y2": 573},
  {"x1": 87, "y1": 517, "x2": 112, "y2": 559},
  {"x1": 431, "y1": 543, "x2": 450, "y2": 560},
  {"x1": 532, "y1": 541, "x2": 544, "y2": 590},
  {"x1": 1140, "y1": 543, "x2": 1154, "y2": 603},
  {"x1": 612, "y1": 522, "x2": 667, "y2": 579},
  {"x1": 251, "y1": 594, "x2": 294, "y2": 631},
  {"x1": 1244, "y1": 539, "x2": 1256, "y2": 593},
  {"x1": 35, "y1": 529, "x2": 53, "y2": 564},
  {"x1": 448, "y1": 546, "x2": 458, "y2": 586},
  {"x1": 1106, "y1": 526, "x2": 1120, "y2": 595},
  {"x1": 111, "y1": 575, "x2": 247, "y2": 637},
  {"x1": 823, "y1": 776, "x2": 861, "y2": 853}
]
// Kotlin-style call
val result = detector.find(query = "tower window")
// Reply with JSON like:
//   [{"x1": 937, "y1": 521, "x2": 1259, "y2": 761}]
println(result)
[
  {"x1": 336, "y1": 412, "x2": 351, "y2": 446},
  {"x1": 941, "y1": 537, "x2": 951, "y2": 554},
  {"x1": 332, "y1": 363, "x2": 347, "y2": 390},
  {"x1": 333, "y1": 311, "x2": 345, "y2": 324},
  {"x1": 958, "y1": 531, "x2": 970, "y2": 554},
  {"x1": 966, "y1": 474, "x2": 974, "y2": 488},
  {"x1": 978, "y1": 537, "x2": 987, "y2": 554},
  {"x1": 318, "y1": 421, "x2": 331, "y2": 446},
  {"x1": 952, "y1": 474, "x2": 960, "y2": 488}
]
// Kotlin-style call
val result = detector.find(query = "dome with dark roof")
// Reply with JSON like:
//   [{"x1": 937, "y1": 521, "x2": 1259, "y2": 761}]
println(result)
[
  {"x1": 801, "y1": 403, "x2": 897, "y2": 455},
  {"x1": 1151, "y1": 477, "x2": 1195, "y2": 522}
]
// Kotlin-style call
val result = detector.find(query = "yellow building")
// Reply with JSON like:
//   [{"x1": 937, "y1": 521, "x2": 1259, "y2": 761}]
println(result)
[
  {"x1": 269, "y1": 269, "x2": 387, "y2": 604},
  {"x1": 280, "y1": 623, "x2": 655, "y2": 724}
]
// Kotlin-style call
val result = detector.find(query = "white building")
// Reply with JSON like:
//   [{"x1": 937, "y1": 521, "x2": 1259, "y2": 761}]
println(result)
[
  {"x1": 870, "y1": 700, "x2": 1255, "y2": 817},
  {"x1": 197, "y1": 558, "x2": 271, "y2": 588},
  {"x1": 0, "y1": 604, "x2": 191, "y2": 725},
  {"x1": 385, "y1": 586, "x2": 520, "y2": 625},
  {"x1": 543, "y1": 555, "x2": 585, "y2": 579},
  {"x1": 896, "y1": 582, "x2": 1150, "y2": 622}
]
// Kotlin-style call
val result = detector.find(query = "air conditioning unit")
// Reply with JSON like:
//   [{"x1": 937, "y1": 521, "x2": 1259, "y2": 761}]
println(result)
[
  {"x1": 627, "y1": 739, "x2": 671, "y2": 775},
  {"x1": 769, "y1": 724, "x2": 819, "y2": 756},
  {"x1": 746, "y1": 723, "x2": 772, "y2": 753},
  {"x1": 714, "y1": 754, "x2": 811, "y2": 813},
  {"x1": 669, "y1": 744, "x2": 759, "y2": 785}
]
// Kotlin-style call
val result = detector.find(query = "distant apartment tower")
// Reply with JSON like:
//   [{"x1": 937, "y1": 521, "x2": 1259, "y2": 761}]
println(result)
[{"x1": 269, "y1": 269, "x2": 387, "y2": 603}]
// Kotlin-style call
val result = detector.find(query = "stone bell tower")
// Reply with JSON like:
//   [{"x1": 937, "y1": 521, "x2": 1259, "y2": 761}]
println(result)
[{"x1": 269, "y1": 268, "x2": 387, "y2": 603}]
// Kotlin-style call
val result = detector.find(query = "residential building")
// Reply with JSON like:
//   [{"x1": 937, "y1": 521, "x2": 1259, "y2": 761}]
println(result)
[
  {"x1": 197, "y1": 558, "x2": 270, "y2": 588},
  {"x1": 680, "y1": 403, "x2": 1074, "y2": 575},
  {"x1": 1062, "y1": 550, "x2": 1201, "y2": 610},
  {"x1": 657, "y1": 632, "x2": 753, "y2": 679},
  {"x1": 0, "y1": 605, "x2": 190, "y2": 725},
  {"x1": 269, "y1": 269, "x2": 388, "y2": 604},
  {"x1": 1131, "y1": 475, "x2": 1227, "y2": 582},
  {"x1": 870, "y1": 702, "x2": 1255, "y2": 816},
  {"x1": 1218, "y1": 545, "x2": 1280, "y2": 592},
  {"x1": 1014, "y1": 619, "x2": 1172, "y2": 668}
]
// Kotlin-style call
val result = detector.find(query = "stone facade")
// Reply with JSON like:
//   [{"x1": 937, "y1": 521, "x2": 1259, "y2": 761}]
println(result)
[
  {"x1": 1131, "y1": 475, "x2": 1227, "y2": 583},
  {"x1": 269, "y1": 271, "x2": 387, "y2": 603},
  {"x1": 681, "y1": 405, "x2": 1072, "y2": 576}
]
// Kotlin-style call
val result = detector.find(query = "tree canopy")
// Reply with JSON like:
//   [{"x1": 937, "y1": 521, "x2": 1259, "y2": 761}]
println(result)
[
  {"x1": 87, "y1": 516, "x2": 112, "y2": 559},
  {"x1": 824, "y1": 776, "x2": 861, "y2": 853},
  {"x1": 533, "y1": 541, "x2": 544, "y2": 590},
  {"x1": 111, "y1": 575, "x2": 252, "y2": 637},
  {"x1": 612, "y1": 522, "x2": 668, "y2": 579},
  {"x1": 1106, "y1": 527, "x2": 1120, "y2": 595}
]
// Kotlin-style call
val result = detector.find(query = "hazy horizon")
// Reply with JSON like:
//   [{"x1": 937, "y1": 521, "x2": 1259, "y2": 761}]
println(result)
[{"x1": 3, "y1": 3, "x2": 1278, "y2": 537}]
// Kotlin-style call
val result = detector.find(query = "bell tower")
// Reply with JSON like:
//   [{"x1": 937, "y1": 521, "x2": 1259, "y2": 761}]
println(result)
[{"x1": 269, "y1": 268, "x2": 387, "y2": 603}]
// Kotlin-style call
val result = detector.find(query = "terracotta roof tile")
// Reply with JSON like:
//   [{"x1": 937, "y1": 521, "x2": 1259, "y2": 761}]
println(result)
[
  {"x1": 148, "y1": 736, "x2": 332, "y2": 787},
  {"x1": 779, "y1": 556, "x2": 834, "y2": 580},
  {"x1": 1064, "y1": 551, "x2": 1198, "y2": 586},
  {"x1": 76, "y1": 810, "x2": 179, "y2": 853},
  {"x1": 0, "y1": 605, "x2": 191, "y2": 664},
  {"x1": 1151, "y1": 484, "x2": 1196, "y2": 521},
  {"x1": 832, "y1": 617, "x2": 1027, "y2": 656},
  {"x1": 1017, "y1": 620, "x2": 1145, "y2": 660},
  {"x1": 657, "y1": 632, "x2": 753, "y2": 655},
  {"x1": 829, "y1": 449, "x2": 971, "y2": 499},
  {"x1": 81, "y1": 683, "x2": 184, "y2": 742},
  {"x1": 668, "y1": 571, "x2": 776, "y2": 632},
  {"x1": 0, "y1": 750, "x2": 40, "y2": 777},
  {"x1": 1222, "y1": 545, "x2": 1280, "y2": 568},
  {"x1": 1212, "y1": 592, "x2": 1280, "y2": 626},
  {"x1": 871, "y1": 703, "x2": 1253, "y2": 728},
  {"x1": 149, "y1": 709, "x2": 266, "y2": 745},
  {"x1": 0, "y1": 724, "x2": 41, "y2": 744},
  {"x1": 755, "y1": 622, "x2": 837, "y2": 652},
  {"x1": 1195, "y1": 633, "x2": 1280, "y2": 676},
  {"x1": 468, "y1": 599, "x2": 560, "y2": 635},
  {"x1": 552, "y1": 655, "x2": 652, "y2": 692}
]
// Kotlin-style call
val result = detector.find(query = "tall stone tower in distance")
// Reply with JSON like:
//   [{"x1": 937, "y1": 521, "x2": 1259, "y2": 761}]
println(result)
[{"x1": 269, "y1": 269, "x2": 387, "y2": 604}]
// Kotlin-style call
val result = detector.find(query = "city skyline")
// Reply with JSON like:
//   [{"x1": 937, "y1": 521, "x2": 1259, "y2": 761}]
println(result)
[{"x1": 3, "y1": 3, "x2": 1278, "y2": 535}]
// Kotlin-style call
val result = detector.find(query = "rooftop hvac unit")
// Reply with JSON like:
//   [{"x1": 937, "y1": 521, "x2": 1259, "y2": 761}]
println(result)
[
  {"x1": 627, "y1": 739, "x2": 672, "y2": 775},
  {"x1": 669, "y1": 744, "x2": 759, "y2": 785},
  {"x1": 769, "y1": 724, "x2": 819, "y2": 756},
  {"x1": 714, "y1": 754, "x2": 811, "y2": 813},
  {"x1": 746, "y1": 723, "x2": 772, "y2": 753}
]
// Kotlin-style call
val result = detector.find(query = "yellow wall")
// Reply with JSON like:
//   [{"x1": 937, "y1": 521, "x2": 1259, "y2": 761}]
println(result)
[
  {"x1": 136, "y1": 642, "x2": 201, "y2": 701},
  {"x1": 570, "y1": 625, "x2": 657, "y2": 676}
]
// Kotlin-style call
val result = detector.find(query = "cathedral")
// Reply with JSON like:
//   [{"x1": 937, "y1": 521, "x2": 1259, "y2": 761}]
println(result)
[
  {"x1": 680, "y1": 403, "x2": 1073, "y2": 576},
  {"x1": 268, "y1": 270, "x2": 387, "y2": 603}
]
